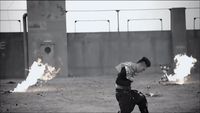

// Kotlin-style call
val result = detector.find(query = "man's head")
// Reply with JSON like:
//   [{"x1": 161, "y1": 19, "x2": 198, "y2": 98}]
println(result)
[{"x1": 136, "y1": 57, "x2": 151, "y2": 73}]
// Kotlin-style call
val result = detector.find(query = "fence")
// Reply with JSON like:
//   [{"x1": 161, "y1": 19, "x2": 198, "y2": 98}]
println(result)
[{"x1": 0, "y1": 7, "x2": 199, "y2": 32}]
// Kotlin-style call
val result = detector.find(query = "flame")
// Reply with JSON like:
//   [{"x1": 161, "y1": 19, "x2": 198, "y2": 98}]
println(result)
[
  {"x1": 40, "y1": 65, "x2": 60, "y2": 82},
  {"x1": 167, "y1": 54, "x2": 197, "y2": 84},
  {"x1": 12, "y1": 58, "x2": 60, "y2": 92}
]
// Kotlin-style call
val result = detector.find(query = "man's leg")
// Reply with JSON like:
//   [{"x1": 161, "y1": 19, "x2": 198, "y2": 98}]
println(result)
[
  {"x1": 131, "y1": 90, "x2": 149, "y2": 113},
  {"x1": 137, "y1": 94, "x2": 148, "y2": 113},
  {"x1": 116, "y1": 91, "x2": 136, "y2": 113}
]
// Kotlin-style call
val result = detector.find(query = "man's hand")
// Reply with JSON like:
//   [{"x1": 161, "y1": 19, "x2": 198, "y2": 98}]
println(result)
[{"x1": 126, "y1": 74, "x2": 134, "y2": 81}]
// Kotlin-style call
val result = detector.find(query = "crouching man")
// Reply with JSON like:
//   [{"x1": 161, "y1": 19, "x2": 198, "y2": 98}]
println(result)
[{"x1": 115, "y1": 57, "x2": 151, "y2": 113}]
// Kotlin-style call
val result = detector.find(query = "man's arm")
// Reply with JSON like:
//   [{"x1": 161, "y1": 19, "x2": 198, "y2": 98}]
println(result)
[
  {"x1": 115, "y1": 62, "x2": 135, "y2": 81},
  {"x1": 118, "y1": 66, "x2": 133, "y2": 81},
  {"x1": 125, "y1": 64, "x2": 135, "y2": 82},
  {"x1": 115, "y1": 62, "x2": 132, "y2": 72},
  {"x1": 116, "y1": 66, "x2": 132, "y2": 86},
  {"x1": 115, "y1": 63, "x2": 125, "y2": 72}
]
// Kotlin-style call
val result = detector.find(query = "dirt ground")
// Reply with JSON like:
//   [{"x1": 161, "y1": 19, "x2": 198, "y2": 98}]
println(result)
[{"x1": 0, "y1": 73, "x2": 200, "y2": 113}]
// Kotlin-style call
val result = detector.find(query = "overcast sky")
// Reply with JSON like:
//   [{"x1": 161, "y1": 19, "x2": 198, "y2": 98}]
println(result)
[{"x1": 0, "y1": 1, "x2": 199, "y2": 32}]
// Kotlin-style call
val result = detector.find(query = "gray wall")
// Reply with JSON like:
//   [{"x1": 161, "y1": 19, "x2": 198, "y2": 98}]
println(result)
[
  {"x1": 0, "y1": 33, "x2": 25, "y2": 79},
  {"x1": 27, "y1": 1, "x2": 68, "y2": 77},
  {"x1": 171, "y1": 8, "x2": 187, "y2": 55},
  {"x1": 187, "y1": 30, "x2": 200, "y2": 73},
  {"x1": 0, "y1": 30, "x2": 199, "y2": 78},
  {"x1": 67, "y1": 31, "x2": 172, "y2": 76}
]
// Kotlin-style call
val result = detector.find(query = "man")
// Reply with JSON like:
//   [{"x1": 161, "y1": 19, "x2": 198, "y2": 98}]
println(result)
[{"x1": 115, "y1": 57, "x2": 151, "y2": 113}]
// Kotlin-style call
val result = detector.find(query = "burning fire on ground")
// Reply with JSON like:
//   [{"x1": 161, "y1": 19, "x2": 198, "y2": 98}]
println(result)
[
  {"x1": 12, "y1": 58, "x2": 60, "y2": 92},
  {"x1": 145, "y1": 54, "x2": 197, "y2": 97},
  {"x1": 160, "y1": 54, "x2": 197, "y2": 85}
]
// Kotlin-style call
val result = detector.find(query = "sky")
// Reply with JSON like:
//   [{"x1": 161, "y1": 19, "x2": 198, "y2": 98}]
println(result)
[{"x1": 0, "y1": 1, "x2": 199, "y2": 32}]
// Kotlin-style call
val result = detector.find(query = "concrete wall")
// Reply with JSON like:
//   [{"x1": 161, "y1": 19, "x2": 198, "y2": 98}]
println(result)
[
  {"x1": 171, "y1": 8, "x2": 187, "y2": 55},
  {"x1": 0, "y1": 30, "x2": 199, "y2": 78},
  {"x1": 27, "y1": 1, "x2": 68, "y2": 77},
  {"x1": 68, "y1": 31, "x2": 172, "y2": 76},
  {"x1": 0, "y1": 33, "x2": 25, "y2": 79},
  {"x1": 187, "y1": 30, "x2": 200, "y2": 73}
]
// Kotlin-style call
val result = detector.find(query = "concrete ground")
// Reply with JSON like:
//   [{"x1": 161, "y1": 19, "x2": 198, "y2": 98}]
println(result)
[{"x1": 0, "y1": 73, "x2": 200, "y2": 113}]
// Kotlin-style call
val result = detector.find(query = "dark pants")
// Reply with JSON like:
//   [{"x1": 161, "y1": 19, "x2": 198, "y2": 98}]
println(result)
[{"x1": 116, "y1": 89, "x2": 149, "y2": 113}]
